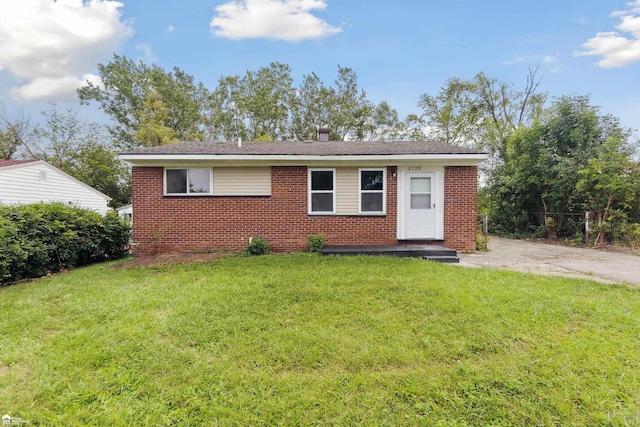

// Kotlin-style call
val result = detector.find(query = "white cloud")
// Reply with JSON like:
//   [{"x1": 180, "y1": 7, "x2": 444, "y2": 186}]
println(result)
[
  {"x1": 503, "y1": 54, "x2": 557, "y2": 66},
  {"x1": 210, "y1": 0, "x2": 342, "y2": 41},
  {"x1": 576, "y1": 0, "x2": 640, "y2": 67},
  {"x1": 166, "y1": 24, "x2": 176, "y2": 33},
  {"x1": 136, "y1": 43, "x2": 158, "y2": 63},
  {"x1": 503, "y1": 56, "x2": 527, "y2": 66},
  {"x1": 611, "y1": 0, "x2": 640, "y2": 17},
  {"x1": 9, "y1": 74, "x2": 103, "y2": 101},
  {"x1": 0, "y1": 0, "x2": 133, "y2": 101}
]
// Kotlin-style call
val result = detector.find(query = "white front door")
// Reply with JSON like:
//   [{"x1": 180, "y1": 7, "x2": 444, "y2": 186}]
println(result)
[{"x1": 404, "y1": 172, "x2": 437, "y2": 239}]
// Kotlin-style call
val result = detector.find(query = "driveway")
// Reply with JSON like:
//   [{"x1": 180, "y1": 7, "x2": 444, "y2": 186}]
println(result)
[{"x1": 458, "y1": 237, "x2": 640, "y2": 285}]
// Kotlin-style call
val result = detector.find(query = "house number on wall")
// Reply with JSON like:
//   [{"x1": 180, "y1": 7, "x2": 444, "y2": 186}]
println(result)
[{"x1": 408, "y1": 166, "x2": 422, "y2": 171}]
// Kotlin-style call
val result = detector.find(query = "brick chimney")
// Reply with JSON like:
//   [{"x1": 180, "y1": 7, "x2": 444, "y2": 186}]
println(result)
[{"x1": 317, "y1": 127, "x2": 330, "y2": 142}]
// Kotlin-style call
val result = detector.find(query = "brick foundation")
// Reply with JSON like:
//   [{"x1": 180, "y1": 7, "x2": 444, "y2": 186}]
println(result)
[{"x1": 131, "y1": 165, "x2": 478, "y2": 255}]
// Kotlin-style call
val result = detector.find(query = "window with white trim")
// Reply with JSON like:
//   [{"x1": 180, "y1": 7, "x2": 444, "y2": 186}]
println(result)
[
  {"x1": 309, "y1": 169, "x2": 335, "y2": 213},
  {"x1": 359, "y1": 168, "x2": 385, "y2": 214},
  {"x1": 165, "y1": 168, "x2": 212, "y2": 195}
]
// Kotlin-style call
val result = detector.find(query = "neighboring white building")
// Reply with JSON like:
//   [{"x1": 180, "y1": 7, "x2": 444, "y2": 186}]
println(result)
[
  {"x1": 0, "y1": 160, "x2": 111, "y2": 214},
  {"x1": 116, "y1": 204, "x2": 132, "y2": 223}
]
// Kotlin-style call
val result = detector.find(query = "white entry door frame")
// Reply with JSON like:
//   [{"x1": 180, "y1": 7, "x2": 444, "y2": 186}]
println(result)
[{"x1": 397, "y1": 167, "x2": 444, "y2": 240}]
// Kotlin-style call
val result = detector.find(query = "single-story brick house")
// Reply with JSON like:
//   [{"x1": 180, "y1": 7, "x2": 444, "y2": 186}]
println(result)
[{"x1": 120, "y1": 138, "x2": 488, "y2": 255}]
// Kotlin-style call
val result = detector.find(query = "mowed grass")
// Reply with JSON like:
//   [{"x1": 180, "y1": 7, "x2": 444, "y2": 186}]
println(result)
[{"x1": 1, "y1": 254, "x2": 640, "y2": 426}]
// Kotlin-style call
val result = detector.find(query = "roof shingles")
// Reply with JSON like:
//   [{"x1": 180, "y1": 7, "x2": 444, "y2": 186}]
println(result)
[
  {"x1": 120, "y1": 140, "x2": 485, "y2": 156},
  {"x1": 0, "y1": 160, "x2": 36, "y2": 167}
]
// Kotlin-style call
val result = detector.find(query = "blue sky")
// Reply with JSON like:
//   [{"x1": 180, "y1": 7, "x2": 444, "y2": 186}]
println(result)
[{"x1": 1, "y1": 0, "x2": 639, "y2": 136}]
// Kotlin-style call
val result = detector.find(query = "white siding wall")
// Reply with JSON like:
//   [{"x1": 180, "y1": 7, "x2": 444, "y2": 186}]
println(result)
[
  {"x1": 0, "y1": 163, "x2": 110, "y2": 214},
  {"x1": 213, "y1": 167, "x2": 271, "y2": 196},
  {"x1": 336, "y1": 167, "x2": 359, "y2": 215}
]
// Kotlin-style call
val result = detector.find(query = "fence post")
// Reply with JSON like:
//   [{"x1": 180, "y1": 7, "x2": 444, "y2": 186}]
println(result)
[
  {"x1": 484, "y1": 212, "x2": 488, "y2": 243},
  {"x1": 585, "y1": 211, "x2": 590, "y2": 243}
]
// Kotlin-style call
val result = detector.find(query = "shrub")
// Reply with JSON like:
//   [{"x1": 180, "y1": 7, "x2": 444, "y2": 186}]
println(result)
[
  {"x1": 476, "y1": 234, "x2": 489, "y2": 251},
  {"x1": 615, "y1": 221, "x2": 640, "y2": 249},
  {"x1": 0, "y1": 203, "x2": 130, "y2": 284},
  {"x1": 308, "y1": 234, "x2": 325, "y2": 253},
  {"x1": 244, "y1": 237, "x2": 270, "y2": 256}
]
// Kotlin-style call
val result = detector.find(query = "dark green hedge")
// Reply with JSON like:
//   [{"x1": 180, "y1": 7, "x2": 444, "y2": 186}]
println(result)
[{"x1": 0, "y1": 203, "x2": 131, "y2": 284}]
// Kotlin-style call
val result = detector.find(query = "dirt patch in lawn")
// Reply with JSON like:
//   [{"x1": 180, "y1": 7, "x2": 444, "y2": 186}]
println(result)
[{"x1": 112, "y1": 251, "x2": 229, "y2": 269}]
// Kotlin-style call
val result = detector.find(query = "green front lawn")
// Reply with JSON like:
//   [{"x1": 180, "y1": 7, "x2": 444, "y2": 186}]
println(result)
[{"x1": 1, "y1": 254, "x2": 639, "y2": 425}]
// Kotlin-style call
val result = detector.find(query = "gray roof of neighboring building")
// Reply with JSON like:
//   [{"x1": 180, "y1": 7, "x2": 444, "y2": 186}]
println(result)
[{"x1": 120, "y1": 140, "x2": 486, "y2": 157}]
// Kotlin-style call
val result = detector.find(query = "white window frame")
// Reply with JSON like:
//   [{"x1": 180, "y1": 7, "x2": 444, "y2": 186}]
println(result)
[
  {"x1": 164, "y1": 167, "x2": 213, "y2": 196},
  {"x1": 308, "y1": 168, "x2": 336, "y2": 214},
  {"x1": 358, "y1": 168, "x2": 386, "y2": 215}
]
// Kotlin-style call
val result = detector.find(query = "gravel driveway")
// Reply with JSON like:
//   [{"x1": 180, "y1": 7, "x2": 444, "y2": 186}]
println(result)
[{"x1": 458, "y1": 237, "x2": 640, "y2": 285}]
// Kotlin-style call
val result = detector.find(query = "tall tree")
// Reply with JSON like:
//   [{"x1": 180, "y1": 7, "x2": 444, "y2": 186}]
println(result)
[
  {"x1": 576, "y1": 131, "x2": 639, "y2": 245},
  {"x1": 0, "y1": 106, "x2": 34, "y2": 160},
  {"x1": 78, "y1": 54, "x2": 210, "y2": 150},
  {"x1": 30, "y1": 103, "x2": 131, "y2": 208},
  {"x1": 209, "y1": 62, "x2": 296, "y2": 141},
  {"x1": 208, "y1": 64, "x2": 379, "y2": 142},
  {"x1": 489, "y1": 95, "x2": 638, "y2": 240},
  {"x1": 290, "y1": 72, "x2": 335, "y2": 141},
  {"x1": 359, "y1": 101, "x2": 401, "y2": 141},
  {"x1": 418, "y1": 68, "x2": 546, "y2": 157},
  {"x1": 418, "y1": 77, "x2": 481, "y2": 146},
  {"x1": 473, "y1": 68, "x2": 545, "y2": 159},
  {"x1": 328, "y1": 65, "x2": 372, "y2": 141},
  {"x1": 134, "y1": 91, "x2": 179, "y2": 147}
]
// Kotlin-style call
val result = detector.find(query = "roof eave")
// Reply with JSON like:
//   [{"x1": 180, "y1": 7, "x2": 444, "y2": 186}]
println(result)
[{"x1": 119, "y1": 153, "x2": 489, "y2": 166}]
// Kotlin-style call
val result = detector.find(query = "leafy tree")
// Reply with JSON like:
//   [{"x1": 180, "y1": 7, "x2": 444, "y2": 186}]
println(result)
[
  {"x1": 473, "y1": 68, "x2": 546, "y2": 159},
  {"x1": 394, "y1": 113, "x2": 428, "y2": 141},
  {"x1": 0, "y1": 106, "x2": 34, "y2": 160},
  {"x1": 360, "y1": 101, "x2": 401, "y2": 141},
  {"x1": 418, "y1": 68, "x2": 546, "y2": 157},
  {"x1": 328, "y1": 65, "x2": 372, "y2": 141},
  {"x1": 134, "y1": 91, "x2": 179, "y2": 147},
  {"x1": 0, "y1": 128, "x2": 23, "y2": 160},
  {"x1": 418, "y1": 77, "x2": 481, "y2": 146},
  {"x1": 30, "y1": 103, "x2": 131, "y2": 208},
  {"x1": 290, "y1": 71, "x2": 335, "y2": 140},
  {"x1": 208, "y1": 64, "x2": 384, "y2": 142},
  {"x1": 489, "y1": 95, "x2": 638, "y2": 241},
  {"x1": 78, "y1": 54, "x2": 210, "y2": 150},
  {"x1": 577, "y1": 136, "x2": 640, "y2": 245},
  {"x1": 209, "y1": 62, "x2": 296, "y2": 141},
  {"x1": 73, "y1": 141, "x2": 131, "y2": 208}
]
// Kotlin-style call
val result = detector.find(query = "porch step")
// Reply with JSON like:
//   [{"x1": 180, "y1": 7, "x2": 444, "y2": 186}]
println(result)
[{"x1": 320, "y1": 245, "x2": 459, "y2": 263}]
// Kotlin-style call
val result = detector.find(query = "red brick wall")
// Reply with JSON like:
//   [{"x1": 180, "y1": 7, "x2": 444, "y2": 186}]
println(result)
[
  {"x1": 444, "y1": 166, "x2": 479, "y2": 251},
  {"x1": 131, "y1": 165, "x2": 478, "y2": 255}
]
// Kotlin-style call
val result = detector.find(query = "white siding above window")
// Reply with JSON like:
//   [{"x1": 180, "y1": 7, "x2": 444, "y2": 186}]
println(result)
[
  {"x1": 213, "y1": 167, "x2": 271, "y2": 196},
  {"x1": 335, "y1": 168, "x2": 359, "y2": 215}
]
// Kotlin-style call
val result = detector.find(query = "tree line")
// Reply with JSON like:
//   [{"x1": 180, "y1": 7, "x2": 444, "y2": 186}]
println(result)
[{"x1": 1, "y1": 55, "x2": 639, "y2": 246}]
